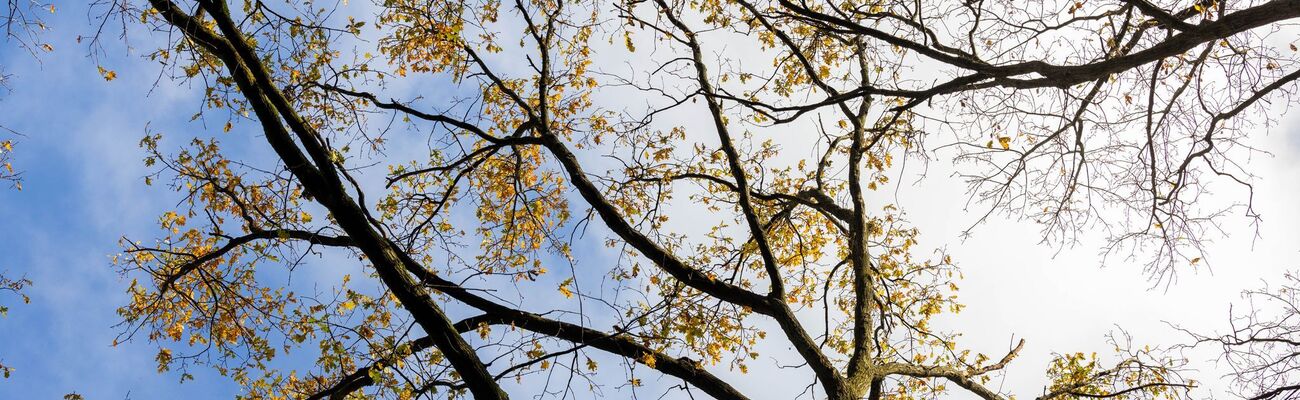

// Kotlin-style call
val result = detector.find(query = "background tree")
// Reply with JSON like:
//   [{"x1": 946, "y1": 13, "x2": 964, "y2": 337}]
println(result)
[
  {"x1": 1182, "y1": 275, "x2": 1300, "y2": 399},
  {"x1": 103, "y1": 0, "x2": 1300, "y2": 399}
]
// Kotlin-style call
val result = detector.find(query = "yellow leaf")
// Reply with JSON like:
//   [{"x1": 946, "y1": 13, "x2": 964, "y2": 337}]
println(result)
[
  {"x1": 166, "y1": 321, "x2": 185, "y2": 340},
  {"x1": 155, "y1": 348, "x2": 173, "y2": 372},
  {"x1": 997, "y1": 136, "x2": 1011, "y2": 150},
  {"x1": 98, "y1": 66, "x2": 117, "y2": 81},
  {"x1": 558, "y1": 278, "x2": 574, "y2": 298}
]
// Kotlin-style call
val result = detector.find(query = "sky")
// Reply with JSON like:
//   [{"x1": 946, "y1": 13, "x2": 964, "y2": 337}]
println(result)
[
  {"x1": 0, "y1": 6, "x2": 241, "y2": 397},
  {"x1": 0, "y1": 2, "x2": 1299, "y2": 399}
]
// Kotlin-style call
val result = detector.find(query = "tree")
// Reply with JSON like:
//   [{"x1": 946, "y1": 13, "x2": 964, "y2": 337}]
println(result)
[
  {"x1": 104, "y1": 0, "x2": 1300, "y2": 399},
  {"x1": 1183, "y1": 275, "x2": 1300, "y2": 399}
]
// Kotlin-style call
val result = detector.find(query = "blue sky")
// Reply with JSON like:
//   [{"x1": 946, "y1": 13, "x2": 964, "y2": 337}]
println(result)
[
  {"x1": 2, "y1": 2, "x2": 1300, "y2": 399},
  {"x1": 0, "y1": 4, "x2": 243, "y2": 398}
]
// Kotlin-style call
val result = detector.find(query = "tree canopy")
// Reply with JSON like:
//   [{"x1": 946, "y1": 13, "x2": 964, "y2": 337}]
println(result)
[{"x1": 5, "y1": 0, "x2": 1300, "y2": 399}]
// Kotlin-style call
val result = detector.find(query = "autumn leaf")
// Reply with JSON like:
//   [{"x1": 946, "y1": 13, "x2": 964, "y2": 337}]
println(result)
[
  {"x1": 98, "y1": 66, "x2": 117, "y2": 81},
  {"x1": 558, "y1": 278, "x2": 574, "y2": 299}
]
